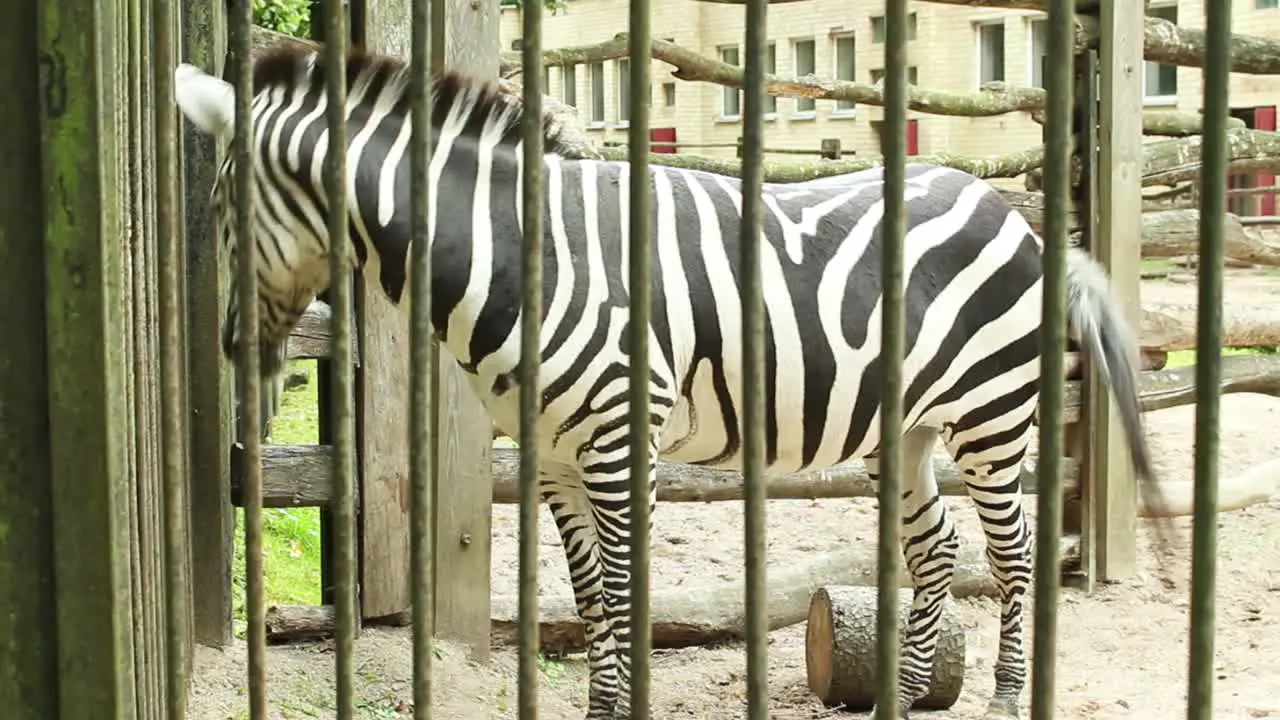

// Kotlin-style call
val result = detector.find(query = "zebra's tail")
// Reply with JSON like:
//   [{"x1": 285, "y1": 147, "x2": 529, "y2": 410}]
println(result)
[{"x1": 1063, "y1": 246, "x2": 1177, "y2": 556}]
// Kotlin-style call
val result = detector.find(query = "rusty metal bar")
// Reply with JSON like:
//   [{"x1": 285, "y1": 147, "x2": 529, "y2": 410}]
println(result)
[
  {"x1": 409, "y1": 0, "x2": 439, "y2": 715},
  {"x1": 320, "y1": 0, "x2": 358, "y2": 716},
  {"x1": 1188, "y1": 2, "x2": 1231, "y2": 718},
  {"x1": 627, "y1": 0, "x2": 654, "y2": 713},
  {"x1": 739, "y1": 0, "x2": 769, "y2": 713},
  {"x1": 1030, "y1": 0, "x2": 1074, "y2": 717},
  {"x1": 874, "y1": 1, "x2": 910, "y2": 716},
  {"x1": 227, "y1": 0, "x2": 267, "y2": 714},
  {"x1": 517, "y1": 0, "x2": 545, "y2": 716}
]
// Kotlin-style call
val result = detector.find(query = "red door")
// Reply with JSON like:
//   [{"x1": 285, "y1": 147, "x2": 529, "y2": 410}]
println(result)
[
  {"x1": 906, "y1": 119, "x2": 919, "y2": 156},
  {"x1": 1254, "y1": 106, "x2": 1276, "y2": 216},
  {"x1": 651, "y1": 127, "x2": 677, "y2": 154}
]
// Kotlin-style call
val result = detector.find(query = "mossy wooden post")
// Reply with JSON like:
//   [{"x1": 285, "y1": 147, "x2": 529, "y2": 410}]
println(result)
[
  {"x1": 182, "y1": 0, "x2": 235, "y2": 646},
  {"x1": 36, "y1": 0, "x2": 142, "y2": 713},
  {"x1": 0, "y1": 0, "x2": 57, "y2": 714},
  {"x1": 352, "y1": 0, "x2": 497, "y2": 661},
  {"x1": 1085, "y1": 0, "x2": 1142, "y2": 583}
]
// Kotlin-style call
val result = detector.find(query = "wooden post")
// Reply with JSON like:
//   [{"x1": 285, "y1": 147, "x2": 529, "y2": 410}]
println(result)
[
  {"x1": 433, "y1": 0, "x2": 499, "y2": 664},
  {"x1": 1087, "y1": 0, "x2": 1143, "y2": 582},
  {"x1": 0, "y1": 0, "x2": 57, "y2": 714},
  {"x1": 182, "y1": 0, "x2": 235, "y2": 647}
]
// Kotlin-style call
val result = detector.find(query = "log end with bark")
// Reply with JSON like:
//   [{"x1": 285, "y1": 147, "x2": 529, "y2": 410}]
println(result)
[{"x1": 805, "y1": 586, "x2": 965, "y2": 712}]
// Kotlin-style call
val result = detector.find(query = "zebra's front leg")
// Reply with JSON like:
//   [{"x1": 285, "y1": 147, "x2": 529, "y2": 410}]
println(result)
[
  {"x1": 541, "y1": 472, "x2": 618, "y2": 718},
  {"x1": 580, "y1": 449, "x2": 657, "y2": 720},
  {"x1": 866, "y1": 428, "x2": 959, "y2": 719}
]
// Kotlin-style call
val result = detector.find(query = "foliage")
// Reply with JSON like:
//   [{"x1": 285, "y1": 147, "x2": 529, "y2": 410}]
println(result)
[{"x1": 253, "y1": 0, "x2": 313, "y2": 38}]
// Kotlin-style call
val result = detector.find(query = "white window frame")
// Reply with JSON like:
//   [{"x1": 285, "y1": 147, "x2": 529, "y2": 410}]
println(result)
[
  {"x1": 562, "y1": 64, "x2": 577, "y2": 108},
  {"x1": 1143, "y1": 3, "x2": 1178, "y2": 106},
  {"x1": 831, "y1": 31, "x2": 857, "y2": 117},
  {"x1": 791, "y1": 37, "x2": 817, "y2": 119},
  {"x1": 974, "y1": 19, "x2": 1006, "y2": 86},
  {"x1": 717, "y1": 44, "x2": 741, "y2": 121},
  {"x1": 588, "y1": 61, "x2": 606, "y2": 127},
  {"x1": 616, "y1": 58, "x2": 631, "y2": 127},
  {"x1": 1027, "y1": 17, "x2": 1047, "y2": 89},
  {"x1": 764, "y1": 42, "x2": 777, "y2": 118}
]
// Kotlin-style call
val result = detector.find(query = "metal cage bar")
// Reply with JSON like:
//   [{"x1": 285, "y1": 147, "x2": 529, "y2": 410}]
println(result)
[
  {"x1": 227, "y1": 1, "x2": 268, "y2": 716},
  {"x1": 875, "y1": 1, "x2": 910, "y2": 716},
  {"x1": 1189, "y1": 2, "x2": 1232, "y2": 717},
  {"x1": 1031, "y1": 0, "x2": 1074, "y2": 716},
  {"x1": 738, "y1": 0, "x2": 770, "y2": 715},
  {"x1": 320, "y1": 0, "x2": 359, "y2": 715},
  {"x1": 409, "y1": 0, "x2": 440, "y2": 716},
  {"x1": 517, "y1": 0, "x2": 546, "y2": 716}
]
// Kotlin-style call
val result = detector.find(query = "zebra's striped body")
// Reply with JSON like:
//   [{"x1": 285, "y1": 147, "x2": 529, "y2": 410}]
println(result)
[{"x1": 174, "y1": 48, "x2": 1166, "y2": 720}]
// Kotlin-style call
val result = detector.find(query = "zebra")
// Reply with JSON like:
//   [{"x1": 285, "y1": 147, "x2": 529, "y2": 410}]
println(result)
[{"x1": 172, "y1": 47, "x2": 1172, "y2": 719}]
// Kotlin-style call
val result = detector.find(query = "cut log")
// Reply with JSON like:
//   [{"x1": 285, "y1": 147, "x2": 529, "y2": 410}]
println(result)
[
  {"x1": 1138, "y1": 458, "x2": 1280, "y2": 518},
  {"x1": 264, "y1": 604, "x2": 334, "y2": 644},
  {"x1": 1140, "y1": 302, "x2": 1280, "y2": 352},
  {"x1": 805, "y1": 586, "x2": 965, "y2": 712},
  {"x1": 489, "y1": 540, "x2": 1000, "y2": 655}
]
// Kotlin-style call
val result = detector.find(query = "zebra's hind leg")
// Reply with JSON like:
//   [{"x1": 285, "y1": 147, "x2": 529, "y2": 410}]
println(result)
[
  {"x1": 579, "y1": 446, "x2": 657, "y2": 720},
  {"x1": 944, "y1": 408, "x2": 1037, "y2": 720},
  {"x1": 867, "y1": 427, "x2": 961, "y2": 719},
  {"x1": 541, "y1": 469, "x2": 618, "y2": 718}
]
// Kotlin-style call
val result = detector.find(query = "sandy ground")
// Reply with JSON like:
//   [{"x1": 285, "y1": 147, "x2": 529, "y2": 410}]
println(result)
[{"x1": 187, "y1": 273, "x2": 1280, "y2": 720}]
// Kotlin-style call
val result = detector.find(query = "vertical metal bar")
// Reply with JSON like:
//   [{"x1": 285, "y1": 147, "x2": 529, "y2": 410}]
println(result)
[
  {"x1": 322, "y1": 0, "x2": 357, "y2": 715},
  {"x1": 1031, "y1": 0, "x2": 1073, "y2": 717},
  {"x1": 409, "y1": 0, "x2": 438, "y2": 715},
  {"x1": 627, "y1": 0, "x2": 653, "y2": 715},
  {"x1": 1188, "y1": 2, "x2": 1230, "y2": 718},
  {"x1": 517, "y1": 0, "x2": 544, "y2": 717},
  {"x1": 154, "y1": 0, "x2": 188, "y2": 712},
  {"x1": 874, "y1": 1, "x2": 909, "y2": 717},
  {"x1": 739, "y1": 0, "x2": 768, "y2": 714},
  {"x1": 228, "y1": 0, "x2": 267, "y2": 714}
]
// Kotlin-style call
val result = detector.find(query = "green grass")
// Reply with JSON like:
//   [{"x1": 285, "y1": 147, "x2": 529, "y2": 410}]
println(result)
[{"x1": 231, "y1": 359, "x2": 324, "y2": 638}]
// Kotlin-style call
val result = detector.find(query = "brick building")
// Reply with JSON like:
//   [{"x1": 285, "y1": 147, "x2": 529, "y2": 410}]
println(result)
[{"x1": 500, "y1": 1, "x2": 1280, "y2": 209}]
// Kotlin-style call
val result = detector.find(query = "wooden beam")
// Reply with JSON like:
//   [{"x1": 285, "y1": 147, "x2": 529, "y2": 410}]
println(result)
[
  {"x1": 248, "y1": 354, "x2": 1280, "y2": 509},
  {"x1": 1088, "y1": 0, "x2": 1145, "y2": 583}
]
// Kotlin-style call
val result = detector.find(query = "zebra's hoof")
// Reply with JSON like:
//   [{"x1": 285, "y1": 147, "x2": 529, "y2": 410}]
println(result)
[{"x1": 984, "y1": 696, "x2": 1020, "y2": 720}]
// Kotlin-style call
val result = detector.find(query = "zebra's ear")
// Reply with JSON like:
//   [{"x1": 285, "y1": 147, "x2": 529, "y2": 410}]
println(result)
[{"x1": 174, "y1": 63, "x2": 236, "y2": 139}]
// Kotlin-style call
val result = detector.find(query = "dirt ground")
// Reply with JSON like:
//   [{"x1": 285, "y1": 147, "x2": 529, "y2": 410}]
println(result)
[{"x1": 187, "y1": 273, "x2": 1280, "y2": 720}]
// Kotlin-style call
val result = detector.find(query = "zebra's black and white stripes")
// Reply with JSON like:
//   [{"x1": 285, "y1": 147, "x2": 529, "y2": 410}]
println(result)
[{"x1": 173, "y1": 47, "x2": 1167, "y2": 720}]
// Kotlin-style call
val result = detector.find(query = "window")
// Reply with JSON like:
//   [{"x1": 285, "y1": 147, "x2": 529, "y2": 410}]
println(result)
[
  {"x1": 765, "y1": 42, "x2": 777, "y2": 115},
  {"x1": 617, "y1": 58, "x2": 630, "y2": 123},
  {"x1": 833, "y1": 33, "x2": 856, "y2": 114},
  {"x1": 870, "y1": 12, "x2": 917, "y2": 43},
  {"x1": 1144, "y1": 5, "x2": 1178, "y2": 102},
  {"x1": 975, "y1": 21, "x2": 1005, "y2": 84},
  {"x1": 663, "y1": 82, "x2": 676, "y2": 107},
  {"x1": 589, "y1": 61, "x2": 605, "y2": 123},
  {"x1": 562, "y1": 65, "x2": 577, "y2": 107},
  {"x1": 870, "y1": 66, "x2": 918, "y2": 85},
  {"x1": 792, "y1": 38, "x2": 816, "y2": 114},
  {"x1": 719, "y1": 45, "x2": 741, "y2": 117},
  {"x1": 1258, "y1": 0, "x2": 1279, "y2": 8},
  {"x1": 1029, "y1": 18, "x2": 1047, "y2": 89}
]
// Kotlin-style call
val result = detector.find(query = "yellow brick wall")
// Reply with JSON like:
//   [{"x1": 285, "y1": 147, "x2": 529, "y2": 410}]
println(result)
[{"x1": 500, "y1": 0, "x2": 1280, "y2": 181}]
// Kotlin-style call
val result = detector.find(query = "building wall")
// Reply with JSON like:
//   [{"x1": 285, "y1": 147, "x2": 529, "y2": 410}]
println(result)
[{"x1": 500, "y1": 0, "x2": 1280, "y2": 180}]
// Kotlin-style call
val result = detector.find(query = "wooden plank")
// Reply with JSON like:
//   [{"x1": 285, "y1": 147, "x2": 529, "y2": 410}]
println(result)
[
  {"x1": 0, "y1": 0, "x2": 58, "y2": 711},
  {"x1": 288, "y1": 300, "x2": 362, "y2": 363},
  {"x1": 181, "y1": 0, "x2": 234, "y2": 648},
  {"x1": 356, "y1": 1, "x2": 414, "y2": 622},
  {"x1": 40, "y1": 0, "x2": 140, "y2": 711},
  {"x1": 429, "y1": 0, "x2": 499, "y2": 662},
  {"x1": 1090, "y1": 0, "x2": 1144, "y2": 582}
]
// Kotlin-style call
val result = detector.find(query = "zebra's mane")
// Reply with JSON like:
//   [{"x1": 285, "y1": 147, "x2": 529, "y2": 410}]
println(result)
[{"x1": 251, "y1": 45, "x2": 579, "y2": 156}]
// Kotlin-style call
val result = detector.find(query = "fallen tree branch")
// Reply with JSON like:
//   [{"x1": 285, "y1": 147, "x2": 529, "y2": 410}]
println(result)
[
  {"x1": 1137, "y1": 209, "x2": 1280, "y2": 267},
  {"x1": 1141, "y1": 305, "x2": 1280, "y2": 353},
  {"x1": 489, "y1": 540, "x2": 1001, "y2": 654}
]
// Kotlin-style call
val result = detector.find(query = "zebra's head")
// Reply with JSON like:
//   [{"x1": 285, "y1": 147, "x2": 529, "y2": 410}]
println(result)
[{"x1": 172, "y1": 60, "x2": 335, "y2": 379}]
